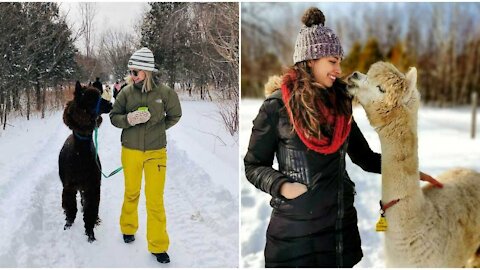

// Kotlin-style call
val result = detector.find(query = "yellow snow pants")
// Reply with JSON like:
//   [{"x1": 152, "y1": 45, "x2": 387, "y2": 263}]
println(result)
[{"x1": 120, "y1": 147, "x2": 169, "y2": 253}]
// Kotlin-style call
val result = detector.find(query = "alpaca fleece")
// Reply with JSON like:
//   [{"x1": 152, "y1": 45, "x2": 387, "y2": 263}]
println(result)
[
  {"x1": 347, "y1": 62, "x2": 480, "y2": 267},
  {"x1": 58, "y1": 81, "x2": 112, "y2": 242}
]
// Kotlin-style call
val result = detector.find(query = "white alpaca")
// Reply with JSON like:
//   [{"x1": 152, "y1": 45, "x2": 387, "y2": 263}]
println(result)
[{"x1": 347, "y1": 61, "x2": 480, "y2": 267}]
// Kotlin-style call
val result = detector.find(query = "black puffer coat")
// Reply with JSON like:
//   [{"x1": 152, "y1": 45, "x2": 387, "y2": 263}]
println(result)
[{"x1": 244, "y1": 85, "x2": 381, "y2": 267}]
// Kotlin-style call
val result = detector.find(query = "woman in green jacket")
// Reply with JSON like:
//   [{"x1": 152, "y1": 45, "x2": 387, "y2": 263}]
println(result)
[{"x1": 110, "y1": 47, "x2": 182, "y2": 264}]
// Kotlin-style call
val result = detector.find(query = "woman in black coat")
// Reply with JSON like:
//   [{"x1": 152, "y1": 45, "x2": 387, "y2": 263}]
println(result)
[{"x1": 244, "y1": 7, "x2": 440, "y2": 268}]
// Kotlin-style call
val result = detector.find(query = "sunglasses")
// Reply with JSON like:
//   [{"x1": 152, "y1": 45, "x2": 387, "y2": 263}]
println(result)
[{"x1": 129, "y1": 70, "x2": 139, "y2": 76}]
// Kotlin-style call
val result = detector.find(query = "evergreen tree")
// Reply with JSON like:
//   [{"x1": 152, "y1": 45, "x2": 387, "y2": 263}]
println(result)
[
  {"x1": 0, "y1": 3, "x2": 24, "y2": 111},
  {"x1": 0, "y1": 2, "x2": 78, "y2": 122},
  {"x1": 22, "y1": 3, "x2": 77, "y2": 117},
  {"x1": 141, "y1": 2, "x2": 188, "y2": 89}
]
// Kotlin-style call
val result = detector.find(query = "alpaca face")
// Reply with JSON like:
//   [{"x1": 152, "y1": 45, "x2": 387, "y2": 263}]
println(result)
[
  {"x1": 74, "y1": 81, "x2": 113, "y2": 115},
  {"x1": 347, "y1": 62, "x2": 420, "y2": 129},
  {"x1": 63, "y1": 82, "x2": 113, "y2": 134}
]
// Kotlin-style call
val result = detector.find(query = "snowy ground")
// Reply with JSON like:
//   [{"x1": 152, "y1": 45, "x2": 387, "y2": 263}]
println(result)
[
  {"x1": 0, "y1": 99, "x2": 239, "y2": 267},
  {"x1": 240, "y1": 98, "x2": 480, "y2": 268}
]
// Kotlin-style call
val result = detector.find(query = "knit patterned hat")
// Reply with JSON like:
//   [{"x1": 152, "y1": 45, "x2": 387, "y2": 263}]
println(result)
[
  {"x1": 293, "y1": 7, "x2": 344, "y2": 64},
  {"x1": 128, "y1": 47, "x2": 158, "y2": 72}
]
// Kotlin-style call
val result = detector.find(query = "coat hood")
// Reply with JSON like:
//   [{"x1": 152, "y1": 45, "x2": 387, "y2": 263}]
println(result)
[{"x1": 264, "y1": 75, "x2": 283, "y2": 97}]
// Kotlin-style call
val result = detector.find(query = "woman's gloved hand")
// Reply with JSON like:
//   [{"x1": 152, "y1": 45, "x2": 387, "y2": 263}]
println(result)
[
  {"x1": 127, "y1": 110, "x2": 151, "y2": 126},
  {"x1": 101, "y1": 86, "x2": 113, "y2": 101}
]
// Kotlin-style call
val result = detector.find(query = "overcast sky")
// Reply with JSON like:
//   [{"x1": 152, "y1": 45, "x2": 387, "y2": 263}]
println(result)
[{"x1": 59, "y1": 2, "x2": 149, "y2": 53}]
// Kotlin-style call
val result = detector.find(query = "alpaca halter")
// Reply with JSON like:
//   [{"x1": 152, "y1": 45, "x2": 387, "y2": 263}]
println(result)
[{"x1": 380, "y1": 199, "x2": 401, "y2": 215}]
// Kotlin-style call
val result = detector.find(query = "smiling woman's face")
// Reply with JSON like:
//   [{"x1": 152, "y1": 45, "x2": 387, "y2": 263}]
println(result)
[{"x1": 307, "y1": 56, "x2": 342, "y2": 89}]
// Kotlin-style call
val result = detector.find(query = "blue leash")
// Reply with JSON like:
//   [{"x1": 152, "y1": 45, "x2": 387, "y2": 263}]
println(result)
[
  {"x1": 93, "y1": 97, "x2": 123, "y2": 178},
  {"x1": 94, "y1": 126, "x2": 123, "y2": 178}
]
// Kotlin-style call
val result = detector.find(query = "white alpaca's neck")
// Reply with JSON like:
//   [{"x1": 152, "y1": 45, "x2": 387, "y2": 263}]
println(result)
[{"x1": 378, "y1": 110, "x2": 424, "y2": 224}]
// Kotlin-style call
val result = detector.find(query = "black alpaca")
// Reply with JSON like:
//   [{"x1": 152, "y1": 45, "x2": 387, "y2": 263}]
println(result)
[{"x1": 58, "y1": 81, "x2": 112, "y2": 242}]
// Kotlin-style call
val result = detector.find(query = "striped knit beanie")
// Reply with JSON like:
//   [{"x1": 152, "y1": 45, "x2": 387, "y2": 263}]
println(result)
[
  {"x1": 293, "y1": 7, "x2": 344, "y2": 64},
  {"x1": 128, "y1": 47, "x2": 158, "y2": 72}
]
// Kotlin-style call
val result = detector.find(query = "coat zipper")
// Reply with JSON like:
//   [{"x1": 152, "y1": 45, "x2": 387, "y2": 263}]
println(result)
[{"x1": 335, "y1": 143, "x2": 347, "y2": 267}]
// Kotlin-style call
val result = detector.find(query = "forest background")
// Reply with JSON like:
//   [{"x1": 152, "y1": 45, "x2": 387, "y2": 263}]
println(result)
[
  {"x1": 0, "y1": 2, "x2": 238, "y2": 135},
  {"x1": 242, "y1": 2, "x2": 480, "y2": 106}
]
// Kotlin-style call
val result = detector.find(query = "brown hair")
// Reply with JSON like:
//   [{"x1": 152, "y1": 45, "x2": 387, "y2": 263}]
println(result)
[{"x1": 284, "y1": 61, "x2": 352, "y2": 139}]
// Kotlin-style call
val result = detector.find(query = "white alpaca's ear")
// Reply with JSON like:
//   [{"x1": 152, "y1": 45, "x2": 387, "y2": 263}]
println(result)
[
  {"x1": 402, "y1": 67, "x2": 418, "y2": 105},
  {"x1": 406, "y1": 67, "x2": 417, "y2": 90}
]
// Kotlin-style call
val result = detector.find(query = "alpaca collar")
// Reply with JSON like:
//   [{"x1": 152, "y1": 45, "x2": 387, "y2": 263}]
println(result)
[
  {"x1": 74, "y1": 131, "x2": 93, "y2": 141},
  {"x1": 380, "y1": 199, "x2": 400, "y2": 215}
]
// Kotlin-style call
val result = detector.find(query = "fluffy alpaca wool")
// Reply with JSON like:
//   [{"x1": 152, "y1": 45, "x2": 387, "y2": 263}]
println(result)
[
  {"x1": 59, "y1": 81, "x2": 113, "y2": 242},
  {"x1": 347, "y1": 61, "x2": 480, "y2": 267}
]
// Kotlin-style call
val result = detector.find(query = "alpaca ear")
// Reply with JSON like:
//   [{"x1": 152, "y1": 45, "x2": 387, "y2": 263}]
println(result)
[
  {"x1": 403, "y1": 67, "x2": 418, "y2": 105},
  {"x1": 74, "y1": 81, "x2": 83, "y2": 99},
  {"x1": 406, "y1": 67, "x2": 417, "y2": 91}
]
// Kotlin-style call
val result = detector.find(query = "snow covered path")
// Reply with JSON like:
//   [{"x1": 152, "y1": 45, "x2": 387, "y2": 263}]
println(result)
[{"x1": 0, "y1": 100, "x2": 238, "y2": 267}]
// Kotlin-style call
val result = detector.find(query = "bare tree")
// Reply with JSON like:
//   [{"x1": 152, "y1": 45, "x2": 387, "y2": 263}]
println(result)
[
  {"x1": 188, "y1": 3, "x2": 239, "y2": 134},
  {"x1": 193, "y1": 3, "x2": 239, "y2": 78},
  {"x1": 99, "y1": 29, "x2": 137, "y2": 81},
  {"x1": 242, "y1": 3, "x2": 296, "y2": 66},
  {"x1": 79, "y1": 3, "x2": 96, "y2": 58}
]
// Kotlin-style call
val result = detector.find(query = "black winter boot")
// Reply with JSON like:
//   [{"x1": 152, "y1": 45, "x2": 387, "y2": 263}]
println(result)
[
  {"x1": 123, "y1": 234, "x2": 135, "y2": 243},
  {"x1": 152, "y1": 252, "x2": 170, "y2": 263}
]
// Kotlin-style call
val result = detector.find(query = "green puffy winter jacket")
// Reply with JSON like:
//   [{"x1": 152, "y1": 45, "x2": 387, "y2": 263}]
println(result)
[{"x1": 110, "y1": 81, "x2": 182, "y2": 151}]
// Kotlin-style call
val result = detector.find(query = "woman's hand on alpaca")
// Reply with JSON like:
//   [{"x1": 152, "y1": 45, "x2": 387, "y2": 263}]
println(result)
[
  {"x1": 420, "y1": 171, "x2": 443, "y2": 188},
  {"x1": 280, "y1": 182, "x2": 308, "y2": 199}
]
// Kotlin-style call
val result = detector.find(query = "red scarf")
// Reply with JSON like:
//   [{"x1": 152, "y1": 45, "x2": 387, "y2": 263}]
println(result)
[{"x1": 281, "y1": 72, "x2": 352, "y2": 154}]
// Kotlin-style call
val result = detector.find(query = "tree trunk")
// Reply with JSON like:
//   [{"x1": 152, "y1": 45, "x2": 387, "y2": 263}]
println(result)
[
  {"x1": 227, "y1": 82, "x2": 232, "y2": 100},
  {"x1": 168, "y1": 32, "x2": 176, "y2": 90},
  {"x1": 35, "y1": 78, "x2": 41, "y2": 112},
  {"x1": 206, "y1": 87, "x2": 212, "y2": 101},
  {"x1": 3, "y1": 103, "x2": 7, "y2": 130},
  {"x1": 26, "y1": 87, "x2": 31, "y2": 121},
  {"x1": 0, "y1": 89, "x2": 4, "y2": 126},
  {"x1": 0, "y1": 103, "x2": 4, "y2": 127},
  {"x1": 13, "y1": 86, "x2": 20, "y2": 111},
  {"x1": 41, "y1": 84, "x2": 46, "y2": 119},
  {"x1": 55, "y1": 85, "x2": 61, "y2": 110}
]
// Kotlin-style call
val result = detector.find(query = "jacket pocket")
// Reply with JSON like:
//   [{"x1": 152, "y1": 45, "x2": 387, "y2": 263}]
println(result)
[{"x1": 285, "y1": 186, "x2": 311, "y2": 205}]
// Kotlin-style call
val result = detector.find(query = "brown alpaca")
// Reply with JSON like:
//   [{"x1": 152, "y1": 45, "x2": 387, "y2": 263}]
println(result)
[
  {"x1": 347, "y1": 62, "x2": 480, "y2": 267},
  {"x1": 58, "y1": 81, "x2": 112, "y2": 242}
]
